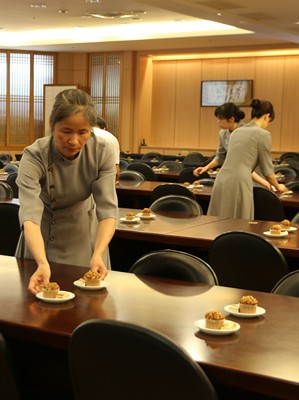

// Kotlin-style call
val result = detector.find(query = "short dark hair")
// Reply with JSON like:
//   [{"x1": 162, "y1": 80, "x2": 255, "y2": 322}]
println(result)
[
  {"x1": 214, "y1": 102, "x2": 245, "y2": 122},
  {"x1": 250, "y1": 98, "x2": 275, "y2": 122},
  {"x1": 96, "y1": 116, "x2": 107, "y2": 130},
  {"x1": 49, "y1": 89, "x2": 97, "y2": 130}
]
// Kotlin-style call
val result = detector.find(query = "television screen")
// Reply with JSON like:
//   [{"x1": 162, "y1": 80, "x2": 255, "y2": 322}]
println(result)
[{"x1": 201, "y1": 80, "x2": 253, "y2": 107}]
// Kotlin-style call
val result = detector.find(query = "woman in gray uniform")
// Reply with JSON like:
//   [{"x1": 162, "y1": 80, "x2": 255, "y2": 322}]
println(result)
[
  {"x1": 193, "y1": 102, "x2": 271, "y2": 189},
  {"x1": 16, "y1": 89, "x2": 118, "y2": 294},
  {"x1": 208, "y1": 99, "x2": 286, "y2": 219}
]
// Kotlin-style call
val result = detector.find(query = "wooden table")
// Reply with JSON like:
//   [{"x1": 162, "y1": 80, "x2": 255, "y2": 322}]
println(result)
[
  {"x1": 0, "y1": 256, "x2": 299, "y2": 399},
  {"x1": 115, "y1": 208, "x2": 299, "y2": 259},
  {"x1": 116, "y1": 181, "x2": 299, "y2": 218}
]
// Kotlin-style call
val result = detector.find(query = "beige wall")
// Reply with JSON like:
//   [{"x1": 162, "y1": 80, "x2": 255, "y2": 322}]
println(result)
[{"x1": 56, "y1": 50, "x2": 299, "y2": 157}]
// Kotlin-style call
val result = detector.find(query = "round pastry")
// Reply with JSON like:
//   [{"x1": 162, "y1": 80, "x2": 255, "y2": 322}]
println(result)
[
  {"x1": 152, "y1": 166, "x2": 158, "y2": 170},
  {"x1": 239, "y1": 295, "x2": 258, "y2": 313},
  {"x1": 125, "y1": 212, "x2": 136, "y2": 221},
  {"x1": 280, "y1": 219, "x2": 291, "y2": 229},
  {"x1": 83, "y1": 271, "x2": 101, "y2": 286},
  {"x1": 193, "y1": 180, "x2": 200, "y2": 187},
  {"x1": 183, "y1": 182, "x2": 190, "y2": 187},
  {"x1": 270, "y1": 224, "x2": 281, "y2": 235},
  {"x1": 204, "y1": 310, "x2": 225, "y2": 330},
  {"x1": 161, "y1": 165, "x2": 168, "y2": 170},
  {"x1": 141, "y1": 208, "x2": 151, "y2": 216},
  {"x1": 42, "y1": 282, "x2": 60, "y2": 298}
]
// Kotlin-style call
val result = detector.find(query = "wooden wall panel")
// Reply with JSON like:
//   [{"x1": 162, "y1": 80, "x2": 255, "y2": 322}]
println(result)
[
  {"x1": 175, "y1": 60, "x2": 202, "y2": 148},
  {"x1": 254, "y1": 57, "x2": 285, "y2": 150},
  {"x1": 280, "y1": 56, "x2": 299, "y2": 151},
  {"x1": 151, "y1": 61, "x2": 176, "y2": 146}
]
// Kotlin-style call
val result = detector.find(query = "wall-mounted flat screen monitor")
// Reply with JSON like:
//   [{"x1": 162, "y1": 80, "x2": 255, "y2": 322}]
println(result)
[{"x1": 201, "y1": 80, "x2": 253, "y2": 107}]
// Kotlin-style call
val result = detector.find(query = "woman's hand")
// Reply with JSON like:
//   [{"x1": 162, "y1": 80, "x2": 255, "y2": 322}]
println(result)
[
  {"x1": 276, "y1": 183, "x2": 288, "y2": 194},
  {"x1": 90, "y1": 255, "x2": 108, "y2": 280},
  {"x1": 193, "y1": 166, "x2": 207, "y2": 177},
  {"x1": 28, "y1": 264, "x2": 51, "y2": 295}
]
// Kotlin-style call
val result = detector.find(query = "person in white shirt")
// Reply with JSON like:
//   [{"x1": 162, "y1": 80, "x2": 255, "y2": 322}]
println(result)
[{"x1": 93, "y1": 117, "x2": 120, "y2": 179}]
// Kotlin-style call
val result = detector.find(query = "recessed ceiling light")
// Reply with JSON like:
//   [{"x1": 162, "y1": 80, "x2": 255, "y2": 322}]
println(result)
[
  {"x1": 58, "y1": 10, "x2": 69, "y2": 14},
  {"x1": 86, "y1": 0, "x2": 101, "y2": 3}
]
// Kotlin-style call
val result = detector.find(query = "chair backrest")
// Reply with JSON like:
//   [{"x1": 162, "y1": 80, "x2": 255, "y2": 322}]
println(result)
[
  {"x1": 158, "y1": 160, "x2": 184, "y2": 172},
  {"x1": 69, "y1": 320, "x2": 218, "y2": 400},
  {"x1": 274, "y1": 166, "x2": 297, "y2": 179},
  {"x1": 127, "y1": 162, "x2": 157, "y2": 181},
  {"x1": 271, "y1": 270, "x2": 299, "y2": 297},
  {"x1": 151, "y1": 183, "x2": 197, "y2": 203},
  {"x1": 129, "y1": 249, "x2": 218, "y2": 284},
  {"x1": 209, "y1": 231, "x2": 289, "y2": 292},
  {"x1": 6, "y1": 172, "x2": 19, "y2": 198},
  {"x1": 280, "y1": 152, "x2": 299, "y2": 162},
  {"x1": 286, "y1": 180, "x2": 299, "y2": 191},
  {"x1": 118, "y1": 170, "x2": 145, "y2": 186},
  {"x1": 179, "y1": 167, "x2": 209, "y2": 183},
  {"x1": 150, "y1": 195, "x2": 202, "y2": 216},
  {"x1": 291, "y1": 211, "x2": 299, "y2": 225},
  {"x1": 0, "y1": 181, "x2": 14, "y2": 200},
  {"x1": 0, "y1": 153, "x2": 13, "y2": 165},
  {"x1": 119, "y1": 158, "x2": 130, "y2": 171},
  {"x1": 0, "y1": 332, "x2": 20, "y2": 400},
  {"x1": 0, "y1": 203, "x2": 21, "y2": 256},
  {"x1": 198, "y1": 178, "x2": 215, "y2": 186},
  {"x1": 183, "y1": 152, "x2": 206, "y2": 166},
  {"x1": 140, "y1": 152, "x2": 163, "y2": 162},
  {"x1": 285, "y1": 158, "x2": 299, "y2": 174},
  {"x1": 253, "y1": 187, "x2": 285, "y2": 221}
]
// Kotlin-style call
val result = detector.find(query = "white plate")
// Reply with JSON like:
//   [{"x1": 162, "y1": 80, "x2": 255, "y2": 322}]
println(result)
[
  {"x1": 263, "y1": 230, "x2": 288, "y2": 237},
  {"x1": 281, "y1": 190, "x2": 293, "y2": 195},
  {"x1": 36, "y1": 290, "x2": 75, "y2": 303},
  {"x1": 280, "y1": 226, "x2": 297, "y2": 232},
  {"x1": 194, "y1": 319, "x2": 240, "y2": 335},
  {"x1": 224, "y1": 304, "x2": 266, "y2": 318},
  {"x1": 73, "y1": 279, "x2": 108, "y2": 291},
  {"x1": 120, "y1": 217, "x2": 141, "y2": 223},
  {"x1": 136, "y1": 212, "x2": 156, "y2": 220}
]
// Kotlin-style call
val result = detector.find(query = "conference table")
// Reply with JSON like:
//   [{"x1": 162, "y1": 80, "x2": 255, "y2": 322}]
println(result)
[
  {"x1": 115, "y1": 208, "x2": 299, "y2": 259},
  {"x1": 0, "y1": 256, "x2": 299, "y2": 399},
  {"x1": 116, "y1": 180, "x2": 299, "y2": 216}
]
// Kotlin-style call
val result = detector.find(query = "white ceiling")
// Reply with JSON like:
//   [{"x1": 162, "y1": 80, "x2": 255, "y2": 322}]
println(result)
[{"x1": 1, "y1": 0, "x2": 299, "y2": 52}]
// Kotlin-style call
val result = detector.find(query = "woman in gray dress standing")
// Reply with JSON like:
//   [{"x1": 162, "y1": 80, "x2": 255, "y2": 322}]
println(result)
[
  {"x1": 208, "y1": 99, "x2": 286, "y2": 219},
  {"x1": 16, "y1": 89, "x2": 118, "y2": 294},
  {"x1": 193, "y1": 102, "x2": 271, "y2": 189}
]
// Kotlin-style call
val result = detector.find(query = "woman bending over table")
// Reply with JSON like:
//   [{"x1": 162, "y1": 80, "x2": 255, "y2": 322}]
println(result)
[
  {"x1": 193, "y1": 102, "x2": 271, "y2": 189},
  {"x1": 208, "y1": 99, "x2": 286, "y2": 219},
  {"x1": 16, "y1": 89, "x2": 118, "y2": 294}
]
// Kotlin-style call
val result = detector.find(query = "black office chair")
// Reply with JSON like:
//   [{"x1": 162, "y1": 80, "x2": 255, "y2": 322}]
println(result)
[
  {"x1": 140, "y1": 152, "x2": 163, "y2": 162},
  {"x1": 0, "y1": 332, "x2": 20, "y2": 400},
  {"x1": 118, "y1": 170, "x2": 145, "y2": 186},
  {"x1": 291, "y1": 211, "x2": 299, "y2": 225},
  {"x1": 150, "y1": 195, "x2": 203, "y2": 216},
  {"x1": 253, "y1": 187, "x2": 285, "y2": 221},
  {"x1": 183, "y1": 152, "x2": 206, "y2": 166},
  {"x1": 119, "y1": 158, "x2": 130, "y2": 171},
  {"x1": 280, "y1": 152, "x2": 299, "y2": 162},
  {"x1": 179, "y1": 167, "x2": 209, "y2": 183},
  {"x1": 129, "y1": 249, "x2": 218, "y2": 284},
  {"x1": 209, "y1": 231, "x2": 289, "y2": 292},
  {"x1": 0, "y1": 203, "x2": 21, "y2": 256},
  {"x1": 157, "y1": 160, "x2": 184, "y2": 172},
  {"x1": 198, "y1": 178, "x2": 215, "y2": 186},
  {"x1": 285, "y1": 158, "x2": 299, "y2": 175},
  {"x1": 128, "y1": 162, "x2": 157, "y2": 181},
  {"x1": 6, "y1": 172, "x2": 18, "y2": 198},
  {"x1": 274, "y1": 166, "x2": 297, "y2": 180},
  {"x1": 0, "y1": 153, "x2": 13, "y2": 165},
  {"x1": 151, "y1": 183, "x2": 197, "y2": 203},
  {"x1": 69, "y1": 320, "x2": 219, "y2": 400},
  {"x1": 271, "y1": 270, "x2": 299, "y2": 297},
  {"x1": 286, "y1": 180, "x2": 299, "y2": 191},
  {"x1": 0, "y1": 181, "x2": 14, "y2": 200}
]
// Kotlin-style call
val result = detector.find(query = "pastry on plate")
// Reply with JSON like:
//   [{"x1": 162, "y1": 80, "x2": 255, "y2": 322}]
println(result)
[
  {"x1": 193, "y1": 180, "x2": 201, "y2": 187},
  {"x1": 280, "y1": 219, "x2": 291, "y2": 230},
  {"x1": 83, "y1": 271, "x2": 101, "y2": 286},
  {"x1": 141, "y1": 208, "x2": 152, "y2": 216},
  {"x1": 42, "y1": 282, "x2": 60, "y2": 298},
  {"x1": 183, "y1": 182, "x2": 191, "y2": 187},
  {"x1": 239, "y1": 295, "x2": 258, "y2": 313},
  {"x1": 204, "y1": 310, "x2": 225, "y2": 329},
  {"x1": 125, "y1": 212, "x2": 136, "y2": 221},
  {"x1": 270, "y1": 224, "x2": 281, "y2": 235}
]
